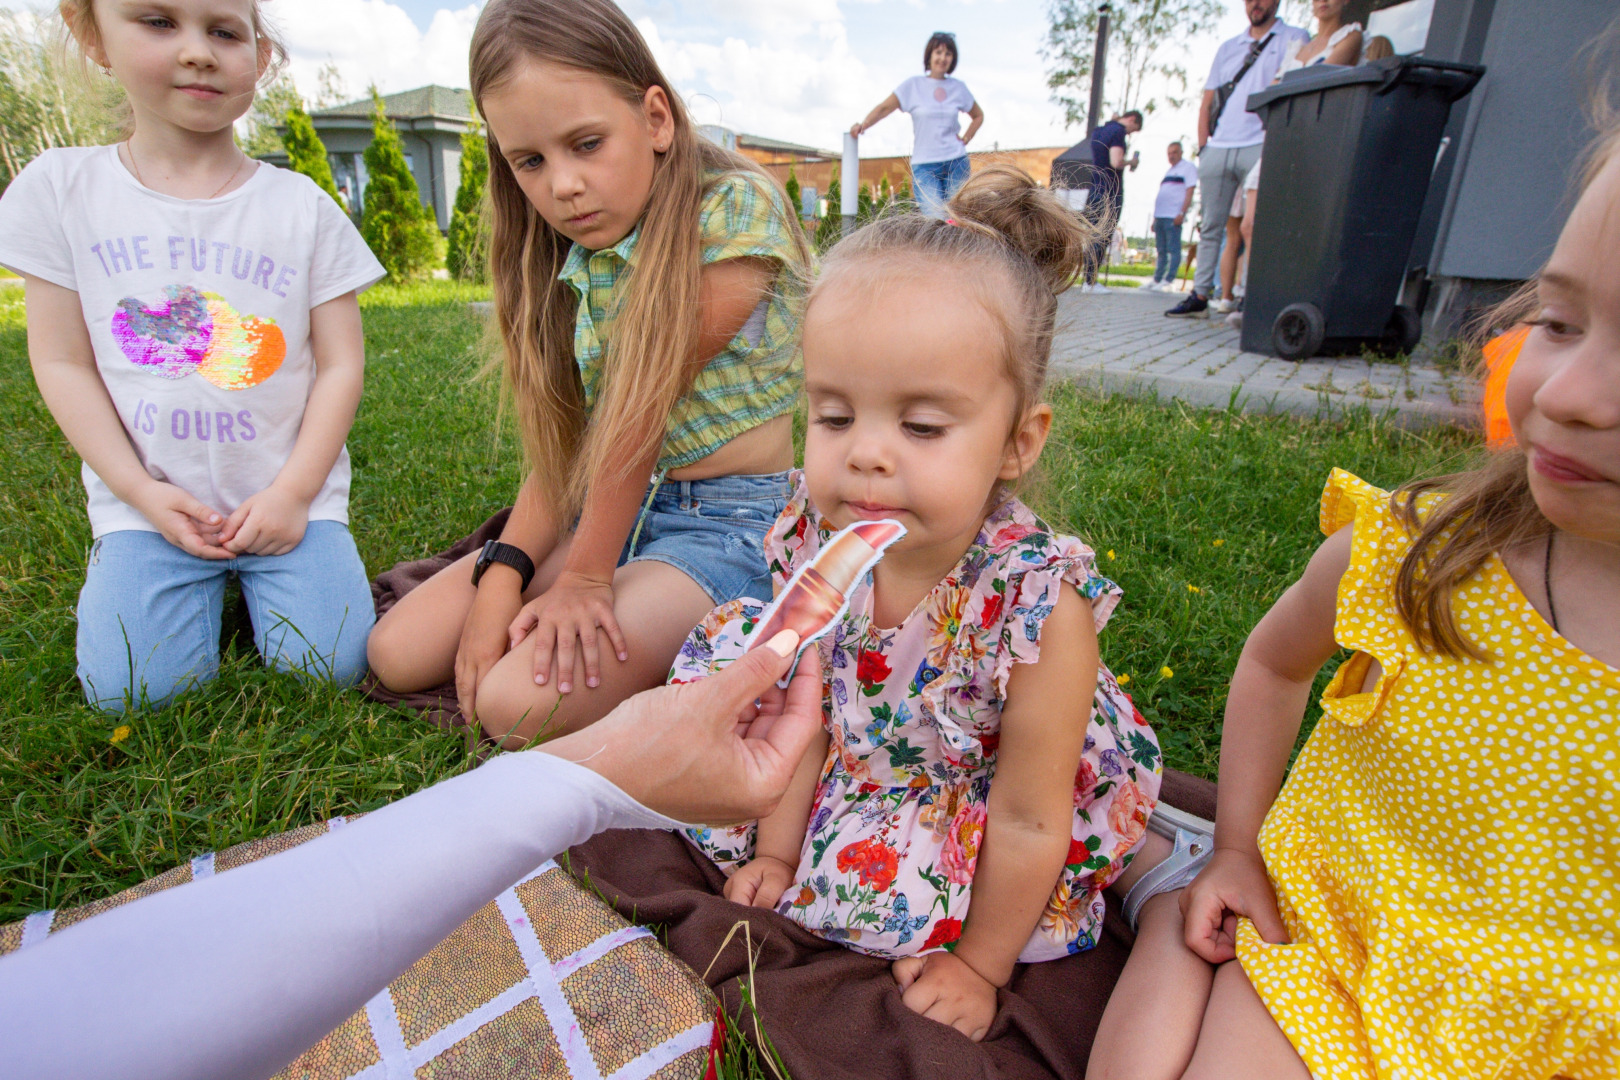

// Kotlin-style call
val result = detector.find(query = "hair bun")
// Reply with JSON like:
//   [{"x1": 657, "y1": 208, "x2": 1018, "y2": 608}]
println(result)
[{"x1": 945, "y1": 164, "x2": 1095, "y2": 295}]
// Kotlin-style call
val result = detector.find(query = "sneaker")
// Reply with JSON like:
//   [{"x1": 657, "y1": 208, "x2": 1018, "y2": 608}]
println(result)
[
  {"x1": 1211, "y1": 298, "x2": 1235, "y2": 314},
  {"x1": 1165, "y1": 292, "x2": 1208, "y2": 317},
  {"x1": 1225, "y1": 311, "x2": 1243, "y2": 330},
  {"x1": 1079, "y1": 283, "x2": 1093, "y2": 294},
  {"x1": 1090, "y1": 284, "x2": 1114, "y2": 295}
]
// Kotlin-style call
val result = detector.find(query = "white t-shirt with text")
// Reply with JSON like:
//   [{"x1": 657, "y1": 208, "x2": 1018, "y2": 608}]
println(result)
[
  {"x1": 1153, "y1": 159, "x2": 1199, "y2": 219},
  {"x1": 1204, "y1": 22, "x2": 1311, "y2": 148},
  {"x1": 0, "y1": 146, "x2": 385, "y2": 538},
  {"x1": 894, "y1": 75, "x2": 976, "y2": 166}
]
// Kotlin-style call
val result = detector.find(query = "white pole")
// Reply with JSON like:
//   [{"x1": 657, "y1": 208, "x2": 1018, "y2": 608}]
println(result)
[{"x1": 841, "y1": 132, "x2": 859, "y2": 236}]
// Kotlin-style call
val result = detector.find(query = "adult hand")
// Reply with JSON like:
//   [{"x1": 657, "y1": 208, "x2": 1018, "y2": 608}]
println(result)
[
  {"x1": 724, "y1": 855, "x2": 796, "y2": 909},
  {"x1": 456, "y1": 577, "x2": 524, "y2": 722},
  {"x1": 541, "y1": 632, "x2": 822, "y2": 824},
  {"x1": 1174, "y1": 213, "x2": 1185, "y2": 227},
  {"x1": 1179, "y1": 847, "x2": 1289, "y2": 964},
  {"x1": 508, "y1": 570, "x2": 628, "y2": 694},
  {"x1": 892, "y1": 951, "x2": 998, "y2": 1042},
  {"x1": 129, "y1": 479, "x2": 231, "y2": 559},
  {"x1": 849, "y1": 121, "x2": 865, "y2": 137},
  {"x1": 218, "y1": 483, "x2": 310, "y2": 557}
]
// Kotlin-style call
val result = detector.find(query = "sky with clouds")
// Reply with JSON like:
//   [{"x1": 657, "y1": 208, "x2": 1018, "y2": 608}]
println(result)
[{"x1": 6, "y1": 0, "x2": 1280, "y2": 233}]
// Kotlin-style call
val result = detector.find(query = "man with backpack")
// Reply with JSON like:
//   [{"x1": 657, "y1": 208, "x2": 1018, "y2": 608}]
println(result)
[{"x1": 1166, "y1": 0, "x2": 1308, "y2": 317}]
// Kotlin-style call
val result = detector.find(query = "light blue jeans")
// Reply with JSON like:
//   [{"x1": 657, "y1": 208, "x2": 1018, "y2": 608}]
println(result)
[
  {"x1": 1153, "y1": 217, "x2": 1183, "y2": 283},
  {"x1": 76, "y1": 520, "x2": 374, "y2": 712},
  {"x1": 911, "y1": 155, "x2": 972, "y2": 218}
]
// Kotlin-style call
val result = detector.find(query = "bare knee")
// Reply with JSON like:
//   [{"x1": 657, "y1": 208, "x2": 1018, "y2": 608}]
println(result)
[
  {"x1": 474, "y1": 660, "x2": 566, "y2": 749},
  {"x1": 365, "y1": 613, "x2": 420, "y2": 692}
]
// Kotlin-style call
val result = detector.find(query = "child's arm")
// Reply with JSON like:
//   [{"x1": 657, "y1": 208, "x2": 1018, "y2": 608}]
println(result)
[
  {"x1": 508, "y1": 257, "x2": 778, "y2": 693},
  {"x1": 725, "y1": 727, "x2": 830, "y2": 907},
  {"x1": 23, "y1": 276, "x2": 230, "y2": 558},
  {"x1": 219, "y1": 291, "x2": 364, "y2": 556},
  {"x1": 895, "y1": 585, "x2": 1097, "y2": 1042},
  {"x1": 1181, "y1": 527, "x2": 1351, "y2": 963}
]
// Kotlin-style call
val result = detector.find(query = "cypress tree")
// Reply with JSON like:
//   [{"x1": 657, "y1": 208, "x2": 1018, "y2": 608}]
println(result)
[
  {"x1": 282, "y1": 100, "x2": 342, "y2": 206},
  {"x1": 784, "y1": 165, "x2": 801, "y2": 220},
  {"x1": 813, "y1": 174, "x2": 841, "y2": 252},
  {"x1": 446, "y1": 125, "x2": 488, "y2": 281},
  {"x1": 359, "y1": 88, "x2": 439, "y2": 281}
]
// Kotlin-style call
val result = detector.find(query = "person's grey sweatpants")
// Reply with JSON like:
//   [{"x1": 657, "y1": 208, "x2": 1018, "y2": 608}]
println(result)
[{"x1": 1193, "y1": 142, "x2": 1263, "y2": 297}]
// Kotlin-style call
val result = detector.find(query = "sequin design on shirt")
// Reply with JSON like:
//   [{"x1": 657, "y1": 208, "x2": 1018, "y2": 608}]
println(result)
[{"x1": 110, "y1": 284, "x2": 286, "y2": 390}]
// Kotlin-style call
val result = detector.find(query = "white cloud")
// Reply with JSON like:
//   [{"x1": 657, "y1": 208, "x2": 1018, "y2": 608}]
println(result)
[{"x1": 267, "y1": 0, "x2": 482, "y2": 102}]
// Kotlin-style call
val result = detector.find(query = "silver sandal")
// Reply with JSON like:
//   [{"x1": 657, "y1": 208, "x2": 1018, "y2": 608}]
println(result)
[{"x1": 1121, "y1": 803, "x2": 1215, "y2": 933}]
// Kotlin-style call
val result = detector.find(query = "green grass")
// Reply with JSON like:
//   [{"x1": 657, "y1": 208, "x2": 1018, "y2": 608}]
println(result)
[{"x1": 0, "y1": 283, "x2": 1479, "y2": 1065}]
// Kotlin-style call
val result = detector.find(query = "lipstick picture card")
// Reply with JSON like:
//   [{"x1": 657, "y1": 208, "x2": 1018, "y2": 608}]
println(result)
[{"x1": 745, "y1": 518, "x2": 906, "y2": 686}]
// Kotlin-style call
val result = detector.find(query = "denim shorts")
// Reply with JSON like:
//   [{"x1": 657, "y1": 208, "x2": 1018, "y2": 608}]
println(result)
[{"x1": 619, "y1": 471, "x2": 791, "y2": 605}]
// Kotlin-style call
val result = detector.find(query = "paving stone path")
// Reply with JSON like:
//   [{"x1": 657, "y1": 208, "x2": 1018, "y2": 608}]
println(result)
[{"x1": 1049, "y1": 285, "x2": 1480, "y2": 429}]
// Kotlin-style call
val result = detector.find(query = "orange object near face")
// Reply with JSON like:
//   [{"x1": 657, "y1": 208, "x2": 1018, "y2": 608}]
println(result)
[{"x1": 1482, "y1": 324, "x2": 1529, "y2": 447}]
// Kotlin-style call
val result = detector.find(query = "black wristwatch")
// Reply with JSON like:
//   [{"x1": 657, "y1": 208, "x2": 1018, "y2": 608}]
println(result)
[{"x1": 472, "y1": 540, "x2": 536, "y2": 591}]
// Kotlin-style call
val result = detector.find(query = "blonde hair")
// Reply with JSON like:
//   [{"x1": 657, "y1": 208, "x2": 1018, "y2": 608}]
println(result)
[
  {"x1": 1392, "y1": 32, "x2": 1620, "y2": 660},
  {"x1": 57, "y1": 0, "x2": 287, "y2": 133},
  {"x1": 811, "y1": 164, "x2": 1095, "y2": 433},
  {"x1": 470, "y1": 0, "x2": 809, "y2": 514}
]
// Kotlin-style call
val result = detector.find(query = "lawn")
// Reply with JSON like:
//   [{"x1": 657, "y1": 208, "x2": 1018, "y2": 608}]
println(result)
[{"x1": 0, "y1": 280, "x2": 1479, "y2": 928}]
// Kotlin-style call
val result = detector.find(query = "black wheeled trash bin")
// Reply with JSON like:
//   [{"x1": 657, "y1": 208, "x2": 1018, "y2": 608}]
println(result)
[{"x1": 1241, "y1": 56, "x2": 1484, "y2": 360}]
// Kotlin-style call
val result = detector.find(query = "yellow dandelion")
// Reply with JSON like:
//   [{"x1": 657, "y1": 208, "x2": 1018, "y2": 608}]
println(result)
[
  {"x1": 1212, "y1": 538, "x2": 1225, "y2": 547},
  {"x1": 1160, "y1": 665, "x2": 1174, "y2": 679},
  {"x1": 110, "y1": 725, "x2": 132, "y2": 744},
  {"x1": 1117, "y1": 673, "x2": 1132, "y2": 686},
  {"x1": 1106, "y1": 550, "x2": 1116, "y2": 561},
  {"x1": 1187, "y1": 584, "x2": 1202, "y2": 594}
]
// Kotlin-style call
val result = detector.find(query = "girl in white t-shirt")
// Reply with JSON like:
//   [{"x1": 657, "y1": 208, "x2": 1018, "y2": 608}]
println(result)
[
  {"x1": 851, "y1": 32, "x2": 986, "y2": 218},
  {"x1": 0, "y1": 0, "x2": 386, "y2": 711}
]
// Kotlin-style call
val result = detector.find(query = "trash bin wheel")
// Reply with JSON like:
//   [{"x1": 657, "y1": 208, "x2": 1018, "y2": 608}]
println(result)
[
  {"x1": 1273, "y1": 303, "x2": 1325, "y2": 361},
  {"x1": 1378, "y1": 304, "x2": 1422, "y2": 356}
]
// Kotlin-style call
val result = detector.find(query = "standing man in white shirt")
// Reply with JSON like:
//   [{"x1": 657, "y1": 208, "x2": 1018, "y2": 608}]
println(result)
[
  {"x1": 1166, "y1": 0, "x2": 1308, "y2": 316},
  {"x1": 1149, "y1": 141, "x2": 1199, "y2": 290}
]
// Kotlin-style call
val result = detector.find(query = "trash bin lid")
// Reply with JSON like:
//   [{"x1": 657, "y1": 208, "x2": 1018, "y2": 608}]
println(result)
[{"x1": 1248, "y1": 55, "x2": 1484, "y2": 114}]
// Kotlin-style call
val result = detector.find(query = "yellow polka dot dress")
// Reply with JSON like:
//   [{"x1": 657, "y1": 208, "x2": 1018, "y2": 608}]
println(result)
[{"x1": 1236, "y1": 469, "x2": 1620, "y2": 1080}]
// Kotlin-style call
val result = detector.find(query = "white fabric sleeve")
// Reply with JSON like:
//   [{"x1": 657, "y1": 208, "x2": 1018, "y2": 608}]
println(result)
[
  {"x1": 0, "y1": 154, "x2": 75, "y2": 289},
  {"x1": 306, "y1": 175, "x2": 387, "y2": 307},
  {"x1": 893, "y1": 75, "x2": 920, "y2": 112},
  {"x1": 0, "y1": 752, "x2": 681, "y2": 1080}
]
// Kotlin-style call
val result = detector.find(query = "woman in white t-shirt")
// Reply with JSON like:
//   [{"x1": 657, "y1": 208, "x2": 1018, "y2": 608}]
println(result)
[
  {"x1": 0, "y1": 0, "x2": 385, "y2": 712},
  {"x1": 850, "y1": 32, "x2": 985, "y2": 218}
]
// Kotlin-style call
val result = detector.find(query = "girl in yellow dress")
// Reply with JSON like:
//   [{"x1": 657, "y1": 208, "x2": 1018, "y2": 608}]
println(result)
[{"x1": 1095, "y1": 120, "x2": 1620, "y2": 1079}]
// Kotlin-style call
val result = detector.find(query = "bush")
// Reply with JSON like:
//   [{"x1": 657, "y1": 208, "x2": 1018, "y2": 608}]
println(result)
[
  {"x1": 282, "y1": 100, "x2": 342, "y2": 207},
  {"x1": 359, "y1": 89, "x2": 439, "y2": 281},
  {"x1": 446, "y1": 127, "x2": 488, "y2": 282},
  {"x1": 813, "y1": 175, "x2": 842, "y2": 252}
]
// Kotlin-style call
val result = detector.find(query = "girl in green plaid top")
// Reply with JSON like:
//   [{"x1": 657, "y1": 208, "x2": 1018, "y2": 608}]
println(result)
[{"x1": 368, "y1": 0, "x2": 812, "y2": 747}]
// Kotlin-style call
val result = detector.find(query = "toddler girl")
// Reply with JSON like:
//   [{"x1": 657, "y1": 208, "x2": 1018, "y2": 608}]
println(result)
[
  {"x1": 0, "y1": 0, "x2": 384, "y2": 710},
  {"x1": 367, "y1": 0, "x2": 811, "y2": 747},
  {"x1": 1103, "y1": 119, "x2": 1620, "y2": 1079},
  {"x1": 674, "y1": 167, "x2": 1186, "y2": 1041}
]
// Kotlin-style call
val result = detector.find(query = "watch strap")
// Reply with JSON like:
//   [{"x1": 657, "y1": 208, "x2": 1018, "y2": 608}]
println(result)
[{"x1": 473, "y1": 540, "x2": 536, "y2": 592}]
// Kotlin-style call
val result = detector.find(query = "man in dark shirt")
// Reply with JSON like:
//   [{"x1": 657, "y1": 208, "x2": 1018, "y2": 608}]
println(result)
[{"x1": 1084, "y1": 110, "x2": 1141, "y2": 292}]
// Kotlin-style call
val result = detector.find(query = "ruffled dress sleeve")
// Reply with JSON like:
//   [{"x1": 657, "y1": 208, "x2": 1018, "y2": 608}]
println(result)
[{"x1": 1316, "y1": 467, "x2": 1422, "y2": 726}]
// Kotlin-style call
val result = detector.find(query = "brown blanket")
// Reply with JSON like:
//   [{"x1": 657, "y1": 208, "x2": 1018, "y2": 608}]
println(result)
[
  {"x1": 568, "y1": 769, "x2": 1214, "y2": 1080},
  {"x1": 368, "y1": 524, "x2": 1218, "y2": 1079}
]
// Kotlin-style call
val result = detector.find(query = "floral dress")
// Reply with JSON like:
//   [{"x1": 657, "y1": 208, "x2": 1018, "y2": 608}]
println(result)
[{"x1": 672, "y1": 475, "x2": 1162, "y2": 961}]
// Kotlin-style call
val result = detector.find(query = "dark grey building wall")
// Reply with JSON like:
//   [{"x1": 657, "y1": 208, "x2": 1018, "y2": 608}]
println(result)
[{"x1": 1426, "y1": 0, "x2": 1613, "y2": 282}]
